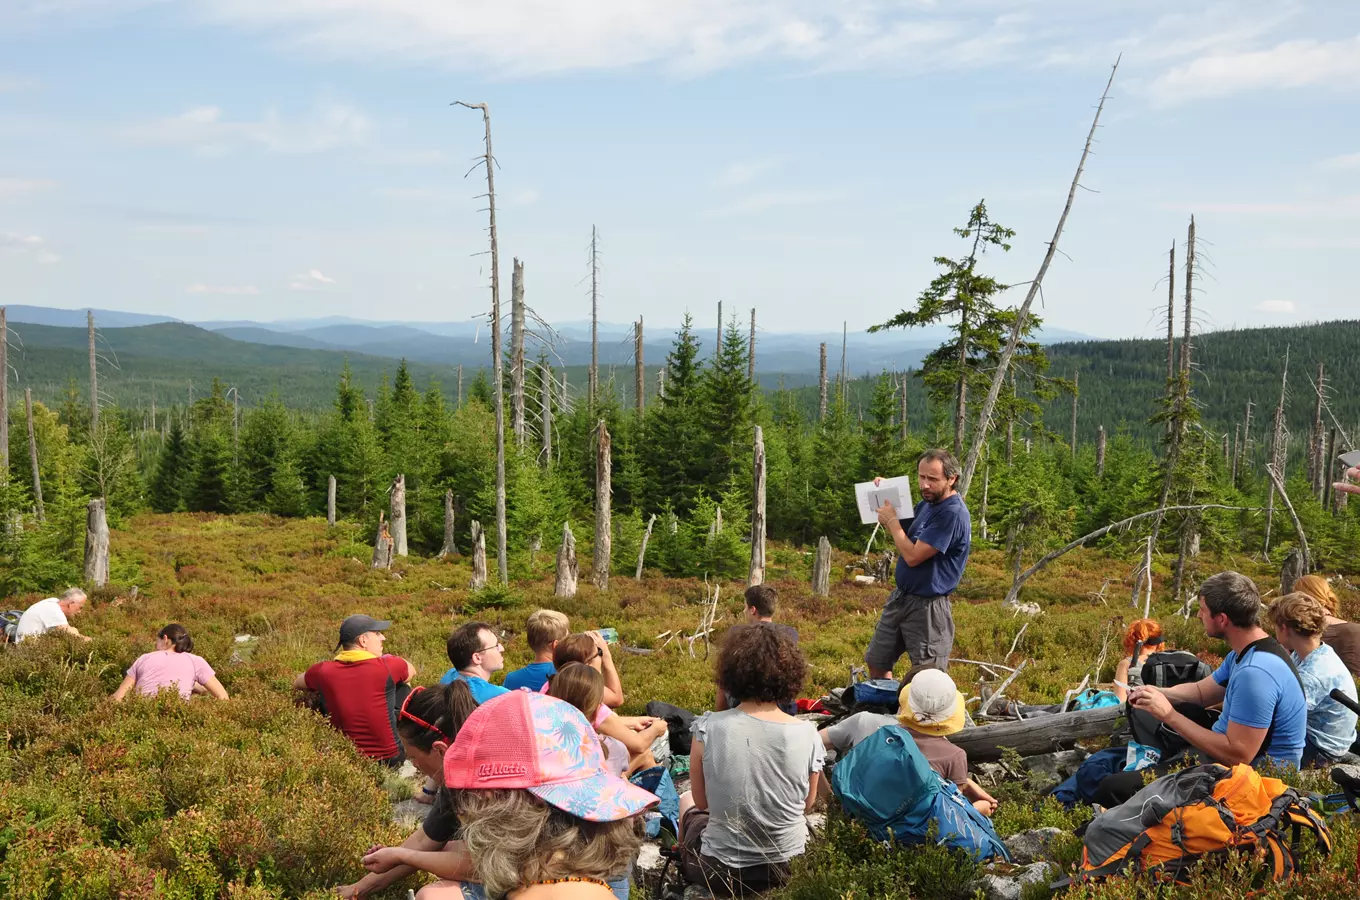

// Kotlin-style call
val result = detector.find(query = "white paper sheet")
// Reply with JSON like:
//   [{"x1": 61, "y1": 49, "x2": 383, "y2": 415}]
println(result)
[{"x1": 855, "y1": 476, "x2": 915, "y2": 525}]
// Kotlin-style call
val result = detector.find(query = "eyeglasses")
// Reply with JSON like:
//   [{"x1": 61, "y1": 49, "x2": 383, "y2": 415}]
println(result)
[
  {"x1": 478, "y1": 641, "x2": 504, "y2": 653},
  {"x1": 398, "y1": 686, "x2": 452, "y2": 741}
]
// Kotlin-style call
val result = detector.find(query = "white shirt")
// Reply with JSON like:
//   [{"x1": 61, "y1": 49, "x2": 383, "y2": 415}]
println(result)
[{"x1": 15, "y1": 598, "x2": 69, "y2": 642}]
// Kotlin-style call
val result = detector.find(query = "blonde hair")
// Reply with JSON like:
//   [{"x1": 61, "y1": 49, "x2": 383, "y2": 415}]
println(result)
[
  {"x1": 1269, "y1": 592, "x2": 1328, "y2": 638},
  {"x1": 1292, "y1": 575, "x2": 1339, "y2": 617},
  {"x1": 457, "y1": 789, "x2": 641, "y2": 897},
  {"x1": 526, "y1": 609, "x2": 571, "y2": 653}
]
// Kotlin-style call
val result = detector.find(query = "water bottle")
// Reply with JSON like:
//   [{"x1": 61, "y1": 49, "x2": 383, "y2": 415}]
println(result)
[{"x1": 596, "y1": 627, "x2": 619, "y2": 644}]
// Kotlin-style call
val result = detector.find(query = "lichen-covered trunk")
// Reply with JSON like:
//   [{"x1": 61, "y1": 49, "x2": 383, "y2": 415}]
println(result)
[
  {"x1": 555, "y1": 522, "x2": 578, "y2": 598},
  {"x1": 390, "y1": 474, "x2": 408, "y2": 557},
  {"x1": 84, "y1": 498, "x2": 109, "y2": 587},
  {"x1": 470, "y1": 520, "x2": 488, "y2": 589},
  {"x1": 812, "y1": 536, "x2": 831, "y2": 597}
]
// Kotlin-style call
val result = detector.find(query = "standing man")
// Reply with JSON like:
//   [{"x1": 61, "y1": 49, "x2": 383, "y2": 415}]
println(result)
[
  {"x1": 866, "y1": 449, "x2": 971, "y2": 677},
  {"x1": 15, "y1": 588, "x2": 91, "y2": 643}
]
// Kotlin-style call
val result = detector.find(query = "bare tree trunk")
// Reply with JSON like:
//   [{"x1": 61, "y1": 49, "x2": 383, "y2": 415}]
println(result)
[
  {"x1": 1181, "y1": 217, "x2": 1195, "y2": 375},
  {"x1": 457, "y1": 365, "x2": 464, "y2": 409},
  {"x1": 88, "y1": 309, "x2": 99, "y2": 430},
  {"x1": 470, "y1": 520, "x2": 487, "y2": 589},
  {"x1": 0, "y1": 307, "x2": 7, "y2": 477},
  {"x1": 634, "y1": 317, "x2": 644, "y2": 417},
  {"x1": 840, "y1": 321, "x2": 848, "y2": 407},
  {"x1": 1096, "y1": 425, "x2": 1107, "y2": 477},
  {"x1": 26, "y1": 389, "x2": 43, "y2": 521},
  {"x1": 327, "y1": 475, "x2": 337, "y2": 527},
  {"x1": 540, "y1": 362, "x2": 553, "y2": 466},
  {"x1": 438, "y1": 489, "x2": 459, "y2": 558},
  {"x1": 958, "y1": 58, "x2": 1119, "y2": 499},
  {"x1": 1312, "y1": 363, "x2": 1326, "y2": 500},
  {"x1": 1280, "y1": 548, "x2": 1304, "y2": 596},
  {"x1": 979, "y1": 464, "x2": 990, "y2": 542},
  {"x1": 1070, "y1": 369, "x2": 1079, "y2": 458},
  {"x1": 593, "y1": 420, "x2": 611, "y2": 590},
  {"x1": 1264, "y1": 463, "x2": 1310, "y2": 573},
  {"x1": 954, "y1": 312, "x2": 968, "y2": 457},
  {"x1": 510, "y1": 258, "x2": 526, "y2": 447},
  {"x1": 455, "y1": 101, "x2": 509, "y2": 586},
  {"x1": 1325, "y1": 428, "x2": 1338, "y2": 511},
  {"x1": 589, "y1": 226, "x2": 600, "y2": 407},
  {"x1": 818, "y1": 343, "x2": 828, "y2": 420},
  {"x1": 900, "y1": 373, "x2": 909, "y2": 441},
  {"x1": 1241, "y1": 401, "x2": 1253, "y2": 479},
  {"x1": 748, "y1": 426, "x2": 766, "y2": 587},
  {"x1": 84, "y1": 497, "x2": 109, "y2": 587},
  {"x1": 715, "y1": 301, "x2": 723, "y2": 356},
  {"x1": 1264, "y1": 348, "x2": 1289, "y2": 557},
  {"x1": 635, "y1": 514, "x2": 656, "y2": 581},
  {"x1": 1231, "y1": 423, "x2": 1241, "y2": 484},
  {"x1": 1142, "y1": 534, "x2": 1154, "y2": 617},
  {"x1": 372, "y1": 512, "x2": 394, "y2": 569},
  {"x1": 1165, "y1": 242, "x2": 1175, "y2": 437},
  {"x1": 812, "y1": 536, "x2": 831, "y2": 597},
  {"x1": 555, "y1": 522, "x2": 578, "y2": 597},
  {"x1": 390, "y1": 474, "x2": 408, "y2": 556},
  {"x1": 658, "y1": 365, "x2": 666, "y2": 400},
  {"x1": 747, "y1": 308, "x2": 756, "y2": 381}
]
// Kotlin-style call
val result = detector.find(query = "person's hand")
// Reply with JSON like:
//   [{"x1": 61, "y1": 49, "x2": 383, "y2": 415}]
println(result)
[
  {"x1": 590, "y1": 630, "x2": 608, "y2": 654},
  {"x1": 973, "y1": 798, "x2": 999, "y2": 817},
  {"x1": 1334, "y1": 466, "x2": 1360, "y2": 496},
  {"x1": 875, "y1": 501, "x2": 900, "y2": 529},
  {"x1": 627, "y1": 716, "x2": 658, "y2": 731},
  {"x1": 1129, "y1": 686, "x2": 1173, "y2": 721},
  {"x1": 361, "y1": 845, "x2": 403, "y2": 873},
  {"x1": 335, "y1": 884, "x2": 362, "y2": 899}
]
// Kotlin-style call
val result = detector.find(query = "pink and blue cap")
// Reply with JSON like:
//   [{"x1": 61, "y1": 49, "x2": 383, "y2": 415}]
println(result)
[{"x1": 443, "y1": 689, "x2": 659, "y2": 822}]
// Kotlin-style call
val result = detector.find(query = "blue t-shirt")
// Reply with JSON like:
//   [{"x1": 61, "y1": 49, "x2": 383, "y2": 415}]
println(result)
[
  {"x1": 503, "y1": 661, "x2": 556, "y2": 693},
  {"x1": 1210, "y1": 645, "x2": 1307, "y2": 766},
  {"x1": 1294, "y1": 643, "x2": 1359, "y2": 759},
  {"x1": 438, "y1": 669, "x2": 509, "y2": 705},
  {"x1": 894, "y1": 494, "x2": 971, "y2": 597}
]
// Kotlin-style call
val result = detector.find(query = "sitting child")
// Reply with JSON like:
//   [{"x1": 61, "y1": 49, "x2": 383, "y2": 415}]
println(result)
[
  {"x1": 549, "y1": 662, "x2": 668, "y2": 778},
  {"x1": 504, "y1": 609, "x2": 570, "y2": 692}
]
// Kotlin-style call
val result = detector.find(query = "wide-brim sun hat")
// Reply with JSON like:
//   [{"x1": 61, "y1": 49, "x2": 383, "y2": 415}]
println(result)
[
  {"x1": 444, "y1": 690, "x2": 658, "y2": 822},
  {"x1": 896, "y1": 668, "x2": 966, "y2": 737}
]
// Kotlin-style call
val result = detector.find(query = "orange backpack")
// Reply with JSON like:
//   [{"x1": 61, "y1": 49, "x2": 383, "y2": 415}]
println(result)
[{"x1": 1076, "y1": 763, "x2": 1331, "y2": 885}]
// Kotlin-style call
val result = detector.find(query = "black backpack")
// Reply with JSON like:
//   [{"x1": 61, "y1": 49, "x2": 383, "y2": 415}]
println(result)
[
  {"x1": 645, "y1": 701, "x2": 698, "y2": 756},
  {"x1": 1138, "y1": 650, "x2": 1213, "y2": 689}
]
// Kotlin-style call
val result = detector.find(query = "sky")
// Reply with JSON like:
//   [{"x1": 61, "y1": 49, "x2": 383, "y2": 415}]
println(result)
[{"x1": 0, "y1": 0, "x2": 1357, "y2": 340}]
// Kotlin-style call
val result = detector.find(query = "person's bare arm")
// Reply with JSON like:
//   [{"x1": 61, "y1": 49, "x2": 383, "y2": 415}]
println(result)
[
  {"x1": 690, "y1": 739, "x2": 707, "y2": 811},
  {"x1": 595, "y1": 633, "x2": 624, "y2": 708},
  {"x1": 1131, "y1": 689, "x2": 1264, "y2": 766},
  {"x1": 362, "y1": 842, "x2": 473, "y2": 882},
  {"x1": 56, "y1": 625, "x2": 91, "y2": 642},
  {"x1": 292, "y1": 672, "x2": 311, "y2": 691},
  {"x1": 111, "y1": 674, "x2": 137, "y2": 702},
  {"x1": 877, "y1": 502, "x2": 938, "y2": 567},
  {"x1": 598, "y1": 713, "x2": 666, "y2": 755},
  {"x1": 338, "y1": 827, "x2": 447, "y2": 898},
  {"x1": 201, "y1": 676, "x2": 229, "y2": 700},
  {"x1": 961, "y1": 779, "x2": 998, "y2": 815},
  {"x1": 804, "y1": 772, "x2": 821, "y2": 814},
  {"x1": 1157, "y1": 675, "x2": 1225, "y2": 707},
  {"x1": 1112, "y1": 658, "x2": 1131, "y2": 702}
]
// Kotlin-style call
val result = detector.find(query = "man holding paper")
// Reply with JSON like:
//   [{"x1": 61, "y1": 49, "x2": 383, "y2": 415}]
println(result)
[{"x1": 865, "y1": 448, "x2": 972, "y2": 677}]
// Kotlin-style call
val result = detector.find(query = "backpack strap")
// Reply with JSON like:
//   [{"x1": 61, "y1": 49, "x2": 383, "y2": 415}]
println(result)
[{"x1": 1238, "y1": 637, "x2": 1305, "y2": 761}]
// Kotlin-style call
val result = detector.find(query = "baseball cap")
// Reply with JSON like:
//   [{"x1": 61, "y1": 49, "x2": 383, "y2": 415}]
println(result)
[
  {"x1": 896, "y1": 668, "x2": 966, "y2": 737},
  {"x1": 337, "y1": 614, "x2": 391, "y2": 649},
  {"x1": 444, "y1": 690, "x2": 658, "y2": 822}
]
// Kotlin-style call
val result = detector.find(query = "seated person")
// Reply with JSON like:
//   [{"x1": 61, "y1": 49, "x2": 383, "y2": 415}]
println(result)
[
  {"x1": 111, "y1": 623, "x2": 229, "y2": 701},
  {"x1": 1113, "y1": 618, "x2": 1164, "y2": 702},
  {"x1": 1269, "y1": 591, "x2": 1359, "y2": 767},
  {"x1": 15, "y1": 588, "x2": 91, "y2": 642},
  {"x1": 503, "y1": 609, "x2": 570, "y2": 692},
  {"x1": 820, "y1": 669, "x2": 997, "y2": 815},
  {"x1": 715, "y1": 585, "x2": 799, "y2": 716},
  {"x1": 1294, "y1": 574, "x2": 1360, "y2": 678},
  {"x1": 440, "y1": 622, "x2": 510, "y2": 704},
  {"x1": 292, "y1": 614, "x2": 417, "y2": 767},
  {"x1": 337, "y1": 681, "x2": 479, "y2": 899},
  {"x1": 678, "y1": 623, "x2": 825, "y2": 897},
  {"x1": 1097, "y1": 572, "x2": 1306, "y2": 808},
  {"x1": 540, "y1": 632, "x2": 625, "y2": 709},
  {"x1": 550, "y1": 662, "x2": 668, "y2": 778}
]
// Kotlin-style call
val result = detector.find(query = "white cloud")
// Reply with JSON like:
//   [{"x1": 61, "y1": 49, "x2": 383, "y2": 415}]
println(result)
[
  {"x1": 186, "y1": 283, "x2": 260, "y2": 295},
  {"x1": 505, "y1": 187, "x2": 540, "y2": 207},
  {"x1": 1320, "y1": 153, "x2": 1360, "y2": 171},
  {"x1": 289, "y1": 268, "x2": 337, "y2": 290},
  {"x1": 118, "y1": 103, "x2": 370, "y2": 155},
  {"x1": 1147, "y1": 34, "x2": 1360, "y2": 105},
  {"x1": 0, "y1": 177, "x2": 58, "y2": 199},
  {"x1": 1254, "y1": 299, "x2": 1296, "y2": 314},
  {"x1": 0, "y1": 231, "x2": 59, "y2": 263}
]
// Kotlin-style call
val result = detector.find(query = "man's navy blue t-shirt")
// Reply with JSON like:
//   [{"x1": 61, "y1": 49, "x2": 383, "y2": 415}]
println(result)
[{"x1": 894, "y1": 493, "x2": 971, "y2": 597}]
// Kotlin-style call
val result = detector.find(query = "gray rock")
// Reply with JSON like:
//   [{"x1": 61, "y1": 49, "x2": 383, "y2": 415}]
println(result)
[
  {"x1": 975, "y1": 861, "x2": 1055, "y2": 900},
  {"x1": 1003, "y1": 827, "x2": 1066, "y2": 865},
  {"x1": 391, "y1": 797, "x2": 432, "y2": 828},
  {"x1": 1023, "y1": 748, "x2": 1089, "y2": 780}
]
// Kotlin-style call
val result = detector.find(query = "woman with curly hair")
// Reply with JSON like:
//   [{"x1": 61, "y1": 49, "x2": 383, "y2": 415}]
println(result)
[
  {"x1": 1268, "y1": 592, "x2": 1359, "y2": 767},
  {"x1": 677, "y1": 623, "x2": 825, "y2": 897},
  {"x1": 1112, "y1": 618, "x2": 1165, "y2": 702},
  {"x1": 1293, "y1": 574, "x2": 1360, "y2": 678}
]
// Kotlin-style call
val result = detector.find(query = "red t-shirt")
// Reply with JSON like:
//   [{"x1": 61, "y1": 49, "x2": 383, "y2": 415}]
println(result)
[{"x1": 304, "y1": 655, "x2": 411, "y2": 760}]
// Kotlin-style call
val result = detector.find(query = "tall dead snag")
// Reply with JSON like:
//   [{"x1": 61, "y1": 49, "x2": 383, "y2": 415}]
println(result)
[
  {"x1": 1181, "y1": 218, "x2": 1194, "y2": 374},
  {"x1": 899, "y1": 373, "x2": 909, "y2": 440},
  {"x1": 455, "y1": 100, "x2": 509, "y2": 586},
  {"x1": 635, "y1": 514, "x2": 656, "y2": 581},
  {"x1": 510, "y1": 258, "x2": 526, "y2": 447},
  {"x1": 1264, "y1": 463, "x2": 1310, "y2": 573},
  {"x1": 1164, "y1": 242, "x2": 1175, "y2": 437},
  {"x1": 438, "y1": 489, "x2": 459, "y2": 558},
  {"x1": 1096, "y1": 425, "x2": 1107, "y2": 477},
  {"x1": 84, "y1": 498, "x2": 109, "y2": 587},
  {"x1": 26, "y1": 389, "x2": 43, "y2": 520},
  {"x1": 1240, "y1": 401, "x2": 1253, "y2": 482},
  {"x1": 88, "y1": 309, "x2": 99, "y2": 430},
  {"x1": 1311, "y1": 363, "x2": 1326, "y2": 500},
  {"x1": 555, "y1": 522, "x2": 578, "y2": 598},
  {"x1": 1325, "y1": 428, "x2": 1338, "y2": 510},
  {"x1": 715, "y1": 301, "x2": 723, "y2": 356},
  {"x1": 390, "y1": 474, "x2": 408, "y2": 557},
  {"x1": 469, "y1": 520, "x2": 487, "y2": 589},
  {"x1": 818, "y1": 343, "x2": 828, "y2": 420},
  {"x1": 840, "y1": 322, "x2": 848, "y2": 407},
  {"x1": 540, "y1": 362, "x2": 553, "y2": 466},
  {"x1": 748, "y1": 308, "x2": 757, "y2": 381},
  {"x1": 593, "y1": 420, "x2": 612, "y2": 591},
  {"x1": 0, "y1": 306, "x2": 8, "y2": 477},
  {"x1": 634, "y1": 317, "x2": 644, "y2": 417},
  {"x1": 372, "y1": 512, "x2": 394, "y2": 570},
  {"x1": 958, "y1": 58, "x2": 1118, "y2": 498},
  {"x1": 457, "y1": 365, "x2": 464, "y2": 409},
  {"x1": 1264, "y1": 348, "x2": 1290, "y2": 557},
  {"x1": 327, "y1": 475, "x2": 337, "y2": 527},
  {"x1": 812, "y1": 536, "x2": 832, "y2": 597},
  {"x1": 589, "y1": 226, "x2": 600, "y2": 407},
  {"x1": 748, "y1": 426, "x2": 767, "y2": 587},
  {"x1": 1070, "y1": 370, "x2": 1079, "y2": 458}
]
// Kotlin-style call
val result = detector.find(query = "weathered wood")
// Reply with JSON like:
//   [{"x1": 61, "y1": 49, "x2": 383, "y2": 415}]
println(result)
[
  {"x1": 372, "y1": 512, "x2": 393, "y2": 570},
  {"x1": 390, "y1": 474, "x2": 408, "y2": 556},
  {"x1": 593, "y1": 420, "x2": 612, "y2": 591},
  {"x1": 0, "y1": 306, "x2": 8, "y2": 477},
  {"x1": 948, "y1": 706, "x2": 1120, "y2": 763},
  {"x1": 635, "y1": 513, "x2": 656, "y2": 581},
  {"x1": 1181, "y1": 217, "x2": 1195, "y2": 375},
  {"x1": 818, "y1": 343, "x2": 828, "y2": 420},
  {"x1": 555, "y1": 522, "x2": 578, "y2": 597},
  {"x1": 589, "y1": 225, "x2": 600, "y2": 406},
  {"x1": 634, "y1": 317, "x2": 645, "y2": 416},
  {"x1": 510, "y1": 258, "x2": 526, "y2": 446},
  {"x1": 812, "y1": 536, "x2": 831, "y2": 597},
  {"x1": 1264, "y1": 462, "x2": 1310, "y2": 573},
  {"x1": 84, "y1": 497, "x2": 110, "y2": 587},
  {"x1": 88, "y1": 309, "x2": 99, "y2": 429},
  {"x1": 1069, "y1": 370, "x2": 1078, "y2": 457},
  {"x1": 327, "y1": 475, "x2": 337, "y2": 527},
  {"x1": 470, "y1": 520, "x2": 487, "y2": 589},
  {"x1": 1096, "y1": 425, "x2": 1106, "y2": 477},
  {"x1": 1281, "y1": 547, "x2": 1304, "y2": 596},
  {"x1": 1264, "y1": 348, "x2": 1290, "y2": 556},
  {"x1": 1166, "y1": 241, "x2": 1176, "y2": 423},
  {"x1": 747, "y1": 308, "x2": 756, "y2": 380},
  {"x1": 540, "y1": 361, "x2": 553, "y2": 465},
  {"x1": 748, "y1": 426, "x2": 766, "y2": 587},
  {"x1": 437, "y1": 489, "x2": 459, "y2": 558},
  {"x1": 26, "y1": 389, "x2": 43, "y2": 521}
]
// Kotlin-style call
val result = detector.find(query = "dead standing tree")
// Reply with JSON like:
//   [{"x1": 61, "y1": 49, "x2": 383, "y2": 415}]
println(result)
[
  {"x1": 372, "y1": 512, "x2": 394, "y2": 570},
  {"x1": 555, "y1": 522, "x2": 578, "y2": 597},
  {"x1": 470, "y1": 520, "x2": 488, "y2": 589},
  {"x1": 455, "y1": 100, "x2": 509, "y2": 586},
  {"x1": 327, "y1": 475, "x2": 337, "y2": 527},
  {"x1": 510, "y1": 258, "x2": 527, "y2": 446},
  {"x1": 26, "y1": 389, "x2": 44, "y2": 521},
  {"x1": 540, "y1": 361, "x2": 554, "y2": 466},
  {"x1": 88, "y1": 309, "x2": 99, "y2": 430},
  {"x1": 593, "y1": 420, "x2": 612, "y2": 591},
  {"x1": 84, "y1": 498, "x2": 109, "y2": 587},
  {"x1": 389, "y1": 474, "x2": 408, "y2": 557},
  {"x1": 818, "y1": 343, "x2": 828, "y2": 420},
  {"x1": 437, "y1": 489, "x2": 459, "y2": 558},
  {"x1": 589, "y1": 226, "x2": 600, "y2": 407},
  {"x1": 748, "y1": 425, "x2": 767, "y2": 587},
  {"x1": 1263, "y1": 348, "x2": 1290, "y2": 557},
  {"x1": 812, "y1": 536, "x2": 832, "y2": 597},
  {"x1": 634, "y1": 317, "x2": 645, "y2": 417},
  {"x1": 959, "y1": 58, "x2": 1119, "y2": 499}
]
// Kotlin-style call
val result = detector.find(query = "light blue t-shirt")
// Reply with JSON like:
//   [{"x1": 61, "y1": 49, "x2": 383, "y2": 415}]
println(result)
[
  {"x1": 503, "y1": 661, "x2": 556, "y2": 692},
  {"x1": 438, "y1": 669, "x2": 509, "y2": 705},
  {"x1": 1294, "y1": 643, "x2": 1359, "y2": 759},
  {"x1": 1211, "y1": 644, "x2": 1307, "y2": 766}
]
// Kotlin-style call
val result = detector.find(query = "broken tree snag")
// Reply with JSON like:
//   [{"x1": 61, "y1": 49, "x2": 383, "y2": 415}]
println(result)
[
  {"x1": 748, "y1": 425, "x2": 767, "y2": 587},
  {"x1": 1069, "y1": 370, "x2": 1079, "y2": 458},
  {"x1": 812, "y1": 536, "x2": 832, "y2": 597},
  {"x1": 818, "y1": 343, "x2": 828, "y2": 420},
  {"x1": 1096, "y1": 425, "x2": 1106, "y2": 478},
  {"x1": 84, "y1": 497, "x2": 110, "y2": 587},
  {"x1": 635, "y1": 513, "x2": 656, "y2": 581},
  {"x1": 589, "y1": 225, "x2": 600, "y2": 407},
  {"x1": 26, "y1": 389, "x2": 44, "y2": 521},
  {"x1": 0, "y1": 306, "x2": 7, "y2": 476},
  {"x1": 555, "y1": 522, "x2": 578, "y2": 597},
  {"x1": 748, "y1": 308, "x2": 757, "y2": 381},
  {"x1": 540, "y1": 361, "x2": 553, "y2": 466},
  {"x1": 900, "y1": 373, "x2": 909, "y2": 441},
  {"x1": 372, "y1": 512, "x2": 394, "y2": 570},
  {"x1": 327, "y1": 475, "x2": 337, "y2": 527},
  {"x1": 1264, "y1": 463, "x2": 1310, "y2": 573},
  {"x1": 593, "y1": 420, "x2": 612, "y2": 591},
  {"x1": 88, "y1": 309, "x2": 99, "y2": 430},
  {"x1": 510, "y1": 258, "x2": 526, "y2": 447},
  {"x1": 390, "y1": 474, "x2": 408, "y2": 557},
  {"x1": 1280, "y1": 547, "x2": 1304, "y2": 597},
  {"x1": 948, "y1": 706, "x2": 1120, "y2": 763},
  {"x1": 470, "y1": 520, "x2": 488, "y2": 589},
  {"x1": 635, "y1": 317, "x2": 645, "y2": 417},
  {"x1": 437, "y1": 489, "x2": 459, "y2": 558}
]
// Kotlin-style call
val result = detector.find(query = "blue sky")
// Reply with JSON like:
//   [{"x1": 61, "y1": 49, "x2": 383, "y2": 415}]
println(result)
[{"x1": 0, "y1": 0, "x2": 1356, "y2": 339}]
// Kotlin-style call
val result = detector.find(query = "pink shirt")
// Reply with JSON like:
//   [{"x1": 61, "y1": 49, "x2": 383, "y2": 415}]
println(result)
[{"x1": 127, "y1": 650, "x2": 216, "y2": 699}]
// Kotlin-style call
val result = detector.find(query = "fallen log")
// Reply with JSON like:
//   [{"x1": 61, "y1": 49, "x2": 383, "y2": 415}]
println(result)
[{"x1": 946, "y1": 705, "x2": 1120, "y2": 763}]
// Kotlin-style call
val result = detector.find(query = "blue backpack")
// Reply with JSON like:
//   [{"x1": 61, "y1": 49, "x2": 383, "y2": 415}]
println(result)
[{"x1": 831, "y1": 724, "x2": 1010, "y2": 862}]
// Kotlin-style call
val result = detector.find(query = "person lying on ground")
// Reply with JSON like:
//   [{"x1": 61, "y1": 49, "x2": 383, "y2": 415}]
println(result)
[
  {"x1": 715, "y1": 585, "x2": 799, "y2": 716},
  {"x1": 550, "y1": 662, "x2": 667, "y2": 778},
  {"x1": 417, "y1": 690, "x2": 657, "y2": 900},
  {"x1": 14, "y1": 588, "x2": 91, "y2": 643},
  {"x1": 1269, "y1": 591, "x2": 1359, "y2": 767},
  {"x1": 440, "y1": 622, "x2": 510, "y2": 703},
  {"x1": 1112, "y1": 618, "x2": 1164, "y2": 703},
  {"x1": 1292, "y1": 574, "x2": 1360, "y2": 678},
  {"x1": 293, "y1": 614, "x2": 417, "y2": 767},
  {"x1": 820, "y1": 669, "x2": 997, "y2": 816},
  {"x1": 111, "y1": 623, "x2": 229, "y2": 701},
  {"x1": 678, "y1": 623, "x2": 825, "y2": 897},
  {"x1": 503, "y1": 609, "x2": 570, "y2": 692},
  {"x1": 336, "y1": 680, "x2": 479, "y2": 899},
  {"x1": 540, "y1": 632, "x2": 625, "y2": 709}
]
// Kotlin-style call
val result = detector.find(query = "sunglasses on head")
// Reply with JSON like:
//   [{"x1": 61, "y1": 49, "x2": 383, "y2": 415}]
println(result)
[{"x1": 398, "y1": 686, "x2": 452, "y2": 742}]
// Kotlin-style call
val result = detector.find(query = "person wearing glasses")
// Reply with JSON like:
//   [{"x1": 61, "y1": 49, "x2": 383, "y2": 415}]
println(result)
[
  {"x1": 293, "y1": 614, "x2": 417, "y2": 767},
  {"x1": 336, "y1": 681, "x2": 480, "y2": 899},
  {"x1": 440, "y1": 622, "x2": 509, "y2": 704}
]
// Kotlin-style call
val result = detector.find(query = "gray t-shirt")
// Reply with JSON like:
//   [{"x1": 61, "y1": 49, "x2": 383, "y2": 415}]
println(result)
[
  {"x1": 694, "y1": 709, "x2": 826, "y2": 868},
  {"x1": 821, "y1": 712, "x2": 897, "y2": 758}
]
